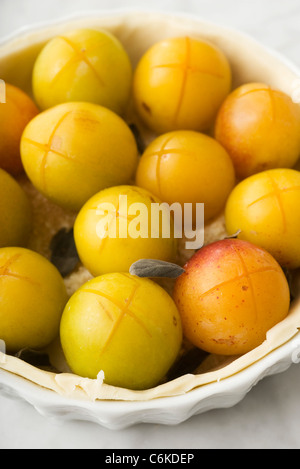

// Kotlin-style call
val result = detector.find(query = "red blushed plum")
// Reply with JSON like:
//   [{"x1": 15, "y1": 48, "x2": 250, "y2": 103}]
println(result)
[
  {"x1": 215, "y1": 83, "x2": 300, "y2": 180},
  {"x1": 173, "y1": 239, "x2": 290, "y2": 356}
]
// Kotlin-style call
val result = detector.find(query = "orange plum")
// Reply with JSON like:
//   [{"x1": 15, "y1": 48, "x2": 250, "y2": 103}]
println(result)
[
  {"x1": 133, "y1": 36, "x2": 232, "y2": 134},
  {"x1": 173, "y1": 239, "x2": 290, "y2": 356},
  {"x1": 0, "y1": 84, "x2": 39, "y2": 175},
  {"x1": 215, "y1": 83, "x2": 300, "y2": 180},
  {"x1": 136, "y1": 130, "x2": 236, "y2": 222}
]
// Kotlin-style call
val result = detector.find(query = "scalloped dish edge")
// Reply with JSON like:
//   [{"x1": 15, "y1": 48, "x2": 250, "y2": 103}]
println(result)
[{"x1": 0, "y1": 11, "x2": 299, "y2": 403}]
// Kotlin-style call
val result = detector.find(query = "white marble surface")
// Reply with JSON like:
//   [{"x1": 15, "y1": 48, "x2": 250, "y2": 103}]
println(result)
[{"x1": 0, "y1": 0, "x2": 300, "y2": 449}]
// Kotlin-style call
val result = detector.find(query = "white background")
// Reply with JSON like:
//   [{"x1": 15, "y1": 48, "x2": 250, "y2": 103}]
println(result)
[{"x1": 1, "y1": 0, "x2": 300, "y2": 449}]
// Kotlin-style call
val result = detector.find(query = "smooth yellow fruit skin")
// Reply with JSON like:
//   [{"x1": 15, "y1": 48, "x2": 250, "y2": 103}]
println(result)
[
  {"x1": 0, "y1": 169, "x2": 32, "y2": 248},
  {"x1": 0, "y1": 247, "x2": 68, "y2": 353},
  {"x1": 136, "y1": 130, "x2": 236, "y2": 221},
  {"x1": 32, "y1": 28, "x2": 132, "y2": 115},
  {"x1": 225, "y1": 168, "x2": 300, "y2": 269},
  {"x1": 133, "y1": 36, "x2": 232, "y2": 134},
  {"x1": 60, "y1": 273, "x2": 182, "y2": 390},
  {"x1": 74, "y1": 185, "x2": 178, "y2": 276},
  {"x1": 20, "y1": 102, "x2": 138, "y2": 211},
  {"x1": 215, "y1": 83, "x2": 300, "y2": 179}
]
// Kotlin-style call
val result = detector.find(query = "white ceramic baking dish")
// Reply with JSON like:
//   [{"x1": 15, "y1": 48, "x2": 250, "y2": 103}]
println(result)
[{"x1": 0, "y1": 9, "x2": 300, "y2": 429}]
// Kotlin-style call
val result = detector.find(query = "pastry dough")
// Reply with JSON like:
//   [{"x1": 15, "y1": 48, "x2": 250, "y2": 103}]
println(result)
[{"x1": 0, "y1": 12, "x2": 299, "y2": 401}]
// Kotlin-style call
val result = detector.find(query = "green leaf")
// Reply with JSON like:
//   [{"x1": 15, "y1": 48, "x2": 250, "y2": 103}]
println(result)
[
  {"x1": 50, "y1": 228, "x2": 80, "y2": 277},
  {"x1": 130, "y1": 259, "x2": 185, "y2": 279}
]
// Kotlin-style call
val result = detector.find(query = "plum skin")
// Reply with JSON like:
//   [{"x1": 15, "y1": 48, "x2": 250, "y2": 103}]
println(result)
[{"x1": 173, "y1": 239, "x2": 290, "y2": 356}]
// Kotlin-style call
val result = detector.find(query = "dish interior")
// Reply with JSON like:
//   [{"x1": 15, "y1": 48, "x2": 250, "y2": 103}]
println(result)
[{"x1": 0, "y1": 12, "x2": 300, "y2": 403}]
